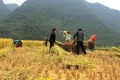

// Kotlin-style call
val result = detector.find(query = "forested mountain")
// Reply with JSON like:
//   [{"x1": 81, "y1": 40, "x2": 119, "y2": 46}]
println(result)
[
  {"x1": 86, "y1": 3, "x2": 120, "y2": 34},
  {"x1": 0, "y1": 0, "x2": 10, "y2": 20},
  {"x1": 6, "y1": 4, "x2": 18, "y2": 12},
  {"x1": 0, "y1": 0, "x2": 120, "y2": 46}
]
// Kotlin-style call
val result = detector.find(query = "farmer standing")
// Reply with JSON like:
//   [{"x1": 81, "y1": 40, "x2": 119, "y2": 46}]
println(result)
[
  {"x1": 73, "y1": 28, "x2": 86, "y2": 55},
  {"x1": 49, "y1": 28, "x2": 56, "y2": 49}
]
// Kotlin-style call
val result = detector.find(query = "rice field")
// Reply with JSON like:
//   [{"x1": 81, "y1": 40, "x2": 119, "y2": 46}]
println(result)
[{"x1": 0, "y1": 38, "x2": 120, "y2": 80}]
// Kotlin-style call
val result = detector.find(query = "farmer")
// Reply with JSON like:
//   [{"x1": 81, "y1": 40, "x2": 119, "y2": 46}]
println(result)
[
  {"x1": 88, "y1": 34, "x2": 97, "y2": 51},
  {"x1": 13, "y1": 40, "x2": 22, "y2": 47},
  {"x1": 63, "y1": 31, "x2": 71, "y2": 45},
  {"x1": 45, "y1": 37, "x2": 48, "y2": 47},
  {"x1": 49, "y1": 28, "x2": 56, "y2": 49},
  {"x1": 73, "y1": 28, "x2": 86, "y2": 55}
]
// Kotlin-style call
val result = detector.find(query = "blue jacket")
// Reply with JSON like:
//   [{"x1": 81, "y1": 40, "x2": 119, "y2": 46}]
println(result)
[{"x1": 73, "y1": 31, "x2": 84, "y2": 41}]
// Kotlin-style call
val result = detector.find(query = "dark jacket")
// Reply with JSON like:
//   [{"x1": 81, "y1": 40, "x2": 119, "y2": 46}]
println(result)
[
  {"x1": 73, "y1": 31, "x2": 84, "y2": 41},
  {"x1": 49, "y1": 32, "x2": 56, "y2": 43}
]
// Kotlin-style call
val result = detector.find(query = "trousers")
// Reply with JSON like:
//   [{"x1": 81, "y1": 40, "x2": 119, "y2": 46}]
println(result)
[{"x1": 76, "y1": 41, "x2": 86, "y2": 54}]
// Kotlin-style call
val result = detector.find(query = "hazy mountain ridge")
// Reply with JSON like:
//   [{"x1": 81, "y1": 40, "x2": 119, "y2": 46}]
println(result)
[
  {"x1": 6, "y1": 3, "x2": 19, "y2": 12},
  {"x1": 0, "y1": 0, "x2": 18, "y2": 20},
  {"x1": 0, "y1": 0, "x2": 10, "y2": 20},
  {"x1": 0, "y1": 0, "x2": 120, "y2": 46}
]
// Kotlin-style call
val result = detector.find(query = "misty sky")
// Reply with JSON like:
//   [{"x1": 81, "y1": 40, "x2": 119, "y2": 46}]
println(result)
[
  {"x1": 86, "y1": 0, "x2": 120, "y2": 10},
  {"x1": 3, "y1": 0, "x2": 120, "y2": 10},
  {"x1": 3, "y1": 0, "x2": 26, "y2": 6}
]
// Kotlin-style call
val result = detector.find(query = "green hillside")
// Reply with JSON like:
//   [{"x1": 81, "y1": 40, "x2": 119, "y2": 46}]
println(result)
[
  {"x1": 86, "y1": 2, "x2": 120, "y2": 34},
  {"x1": 0, "y1": 0, "x2": 120, "y2": 46}
]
